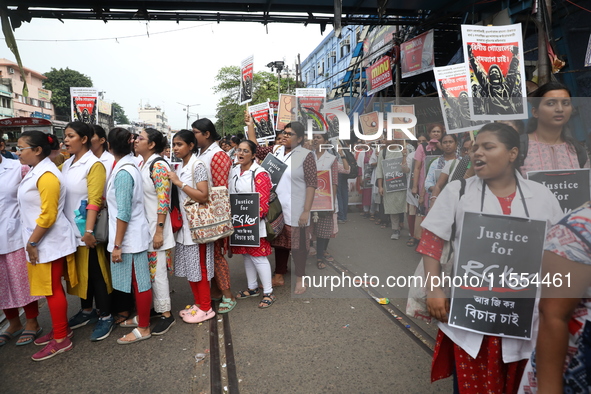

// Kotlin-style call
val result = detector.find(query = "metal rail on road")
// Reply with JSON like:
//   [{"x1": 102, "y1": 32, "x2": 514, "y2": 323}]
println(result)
[{"x1": 210, "y1": 303, "x2": 240, "y2": 394}]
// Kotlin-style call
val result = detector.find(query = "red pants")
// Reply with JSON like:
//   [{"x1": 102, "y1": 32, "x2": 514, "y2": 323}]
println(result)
[
  {"x1": 3, "y1": 301, "x2": 39, "y2": 320},
  {"x1": 189, "y1": 244, "x2": 211, "y2": 312},
  {"x1": 46, "y1": 258, "x2": 69, "y2": 340},
  {"x1": 131, "y1": 263, "x2": 152, "y2": 328}
]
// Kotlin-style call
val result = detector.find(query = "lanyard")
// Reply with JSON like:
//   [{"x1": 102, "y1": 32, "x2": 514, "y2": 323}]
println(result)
[{"x1": 480, "y1": 175, "x2": 529, "y2": 218}]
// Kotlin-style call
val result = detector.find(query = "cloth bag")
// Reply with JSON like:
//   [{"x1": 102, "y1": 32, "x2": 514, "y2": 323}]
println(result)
[
  {"x1": 183, "y1": 160, "x2": 234, "y2": 243},
  {"x1": 264, "y1": 192, "x2": 284, "y2": 242}
]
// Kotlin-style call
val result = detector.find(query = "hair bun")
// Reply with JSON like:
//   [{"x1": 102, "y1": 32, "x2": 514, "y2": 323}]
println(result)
[{"x1": 47, "y1": 135, "x2": 54, "y2": 144}]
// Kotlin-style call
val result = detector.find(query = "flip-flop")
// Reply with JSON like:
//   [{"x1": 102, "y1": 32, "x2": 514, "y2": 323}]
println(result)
[
  {"x1": 116, "y1": 328, "x2": 151, "y2": 345},
  {"x1": 120, "y1": 315, "x2": 139, "y2": 328},
  {"x1": 16, "y1": 328, "x2": 43, "y2": 346},
  {"x1": 0, "y1": 329, "x2": 24, "y2": 346}
]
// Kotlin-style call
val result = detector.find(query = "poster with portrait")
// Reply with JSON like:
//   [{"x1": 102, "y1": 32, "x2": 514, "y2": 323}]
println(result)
[
  {"x1": 230, "y1": 193, "x2": 260, "y2": 247},
  {"x1": 71, "y1": 87, "x2": 99, "y2": 125},
  {"x1": 239, "y1": 55, "x2": 254, "y2": 106},
  {"x1": 296, "y1": 88, "x2": 326, "y2": 133},
  {"x1": 433, "y1": 64, "x2": 487, "y2": 134},
  {"x1": 461, "y1": 24, "x2": 527, "y2": 120},
  {"x1": 311, "y1": 170, "x2": 334, "y2": 211},
  {"x1": 248, "y1": 102, "x2": 275, "y2": 141},
  {"x1": 401, "y1": 30, "x2": 435, "y2": 78},
  {"x1": 324, "y1": 98, "x2": 345, "y2": 138},
  {"x1": 276, "y1": 94, "x2": 296, "y2": 131}
]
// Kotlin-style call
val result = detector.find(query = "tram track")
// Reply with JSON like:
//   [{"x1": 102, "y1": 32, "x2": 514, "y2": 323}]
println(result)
[{"x1": 209, "y1": 303, "x2": 240, "y2": 394}]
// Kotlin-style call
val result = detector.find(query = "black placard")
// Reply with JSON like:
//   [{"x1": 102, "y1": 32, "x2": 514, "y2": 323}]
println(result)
[
  {"x1": 382, "y1": 158, "x2": 407, "y2": 192},
  {"x1": 362, "y1": 163, "x2": 373, "y2": 189},
  {"x1": 448, "y1": 212, "x2": 546, "y2": 339},
  {"x1": 260, "y1": 153, "x2": 287, "y2": 191},
  {"x1": 230, "y1": 193, "x2": 260, "y2": 247},
  {"x1": 527, "y1": 169, "x2": 591, "y2": 214}
]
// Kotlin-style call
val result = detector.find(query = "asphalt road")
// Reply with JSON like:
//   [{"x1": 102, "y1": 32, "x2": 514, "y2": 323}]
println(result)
[{"x1": 0, "y1": 210, "x2": 452, "y2": 393}]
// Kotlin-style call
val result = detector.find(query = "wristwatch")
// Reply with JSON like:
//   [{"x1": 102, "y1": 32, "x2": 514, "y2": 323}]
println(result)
[
  {"x1": 29, "y1": 241, "x2": 39, "y2": 247},
  {"x1": 158, "y1": 222, "x2": 164, "y2": 227}
]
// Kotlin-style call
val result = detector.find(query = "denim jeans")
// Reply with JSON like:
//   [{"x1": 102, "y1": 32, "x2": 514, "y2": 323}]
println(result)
[{"x1": 337, "y1": 174, "x2": 349, "y2": 221}]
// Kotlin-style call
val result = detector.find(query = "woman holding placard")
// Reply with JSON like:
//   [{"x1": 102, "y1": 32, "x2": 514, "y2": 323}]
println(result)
[
  {"x1": 418, "y1": 123, "x2": 562, "y2": 393},
  {"x1": 230, "y1": 140, "x2": 276, "y2": 308},
  {"x1": 411, "y1": 123, "x2": 444, "y2": 213}
]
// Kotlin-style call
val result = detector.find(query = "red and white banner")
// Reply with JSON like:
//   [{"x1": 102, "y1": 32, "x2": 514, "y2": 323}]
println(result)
[
  {"x1": 401, "y1": 30, "x2": 434, "y2": 78},
  {"x1": 239, "y1": 55, "x2": 254, "y2": 106},
  {"x1": 367, "y1": 56, "x2": 393, "y2": 96},
  {"x1": 71, "y1": 87, "x2": 98, "y2": 124}
]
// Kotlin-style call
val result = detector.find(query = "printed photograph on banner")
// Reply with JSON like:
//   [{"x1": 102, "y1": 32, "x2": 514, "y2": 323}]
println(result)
[
  {"x1": 248, "y1": 102, "x2": 275, "y2": 140},
  {"x1": 390, "y1": 105, "x2": 415, "y2": 139},
  {"x1": 276, "y1": 94, "x2": 296, "y2": 131},
  {"x1": 239, "y1": 55, "x2": 254, "y2": 106},
  {"x1": 400, "y1": 30, "x2": 434, "y2": 79},
  {"x1": 433, "y1": 64, "x2": 487, "y2": 134},
  {"x1": 461, "y1": 24, "x2": 527, "y2": 120},
  {"x1": 296, "y1": 88, "x2": 326, "y2": 132},
  {"x1": 367, "y1": 56, "x2": 393, "y2": 96},
  {"x1": 71, "y1": 87, "x2": 99, "y2": 125},
  {"x1": 359, "y1": 111, "x2": 380, "y2": 136},
  {"x1": 324, "y1": 98, "x2": 345, "y2": 138},
  {"x1": 311, "y1": 170, "x2": 334, "y2": 211}
]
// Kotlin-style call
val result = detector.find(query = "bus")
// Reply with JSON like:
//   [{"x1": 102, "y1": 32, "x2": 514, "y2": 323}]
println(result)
[{"x1": 0, "y1": 117, "x2": 68, "y2": 148}]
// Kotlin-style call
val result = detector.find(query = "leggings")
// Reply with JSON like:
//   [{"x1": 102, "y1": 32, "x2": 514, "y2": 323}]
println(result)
[
  {"x1": 243, "y1": 255, "x2": 272, "y2": 294},
  {"x1": 3, "y1": 301, "x2": 39, "y2": 320},
  {"x1": 131, "y1": 263, "x2": 152, "y2": 328},
  {"x1": 316, "y1": 238, "x2": 330, "y2": 261},
  {"x1": 188, "y1": 244, "x2": 211, "y2": 312},
  {"x1": 47, "y1": 258, "x2": 69, "y2": 340},
  {"x1": 80, "y1": 247, "x2": 111, "y2": 316}
]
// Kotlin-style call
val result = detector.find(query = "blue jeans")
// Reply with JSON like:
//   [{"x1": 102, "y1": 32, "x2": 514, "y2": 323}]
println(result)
[{"x1": 337, "y1": 174, "x2": 349, "y2": 221}]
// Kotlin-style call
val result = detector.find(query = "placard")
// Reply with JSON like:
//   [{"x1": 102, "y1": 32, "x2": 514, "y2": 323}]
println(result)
[
  {"x1": 296, "y1": 88, "x2": 326, "y2": 132},
  {"x1": 390, "y1": 105, "x2": 416, "y2": 139},
  {"x1": 71, "y1": 87, "x2": 98, "y2": 124},
  {"x1": 382, "y1": 158, "x2": 407, "y2": 192},
  {"x1": 311, "y1": 169, "x2": 334, "y2": 211},
  {"x1": 239, "y1": 55, "x2": 254, "y2": 106},
  {"x1": 362, "y1": 163, "x2": 373, "y2": 189},
  {"x1": 276, "y1": 94, "x2": 295, "y2": 131},
  {"x1": 359, "y1": 111, "x2": 380, "y2": 136},
  {"x1": 324, "y1": 98, "x2": 345, "y2": 138},
  {"x1": 527, "y1": 169, "x2": 591, "y2": 214},
  {"x1": 461, "y1": 24, "x2": 527, "y2": 120},
  {"x1": 260, "y1": 153, "x2": 287, "y2": 191},
  {"x1": 448, "y1": 212, "x2": 546, "y2": 339},
  {"x1": 230, "y1": 193, "x2": 260, "y2": 247},
  {"x1": 248, "y1": 102, "x2": 275, "y2": 140}
]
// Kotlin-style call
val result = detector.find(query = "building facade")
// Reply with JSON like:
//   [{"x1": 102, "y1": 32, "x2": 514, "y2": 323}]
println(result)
[{"x1": 138, "y1": 105, "x2": 169, "y2": 135}]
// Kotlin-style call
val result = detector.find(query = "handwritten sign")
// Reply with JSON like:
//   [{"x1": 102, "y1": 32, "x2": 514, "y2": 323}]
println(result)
[
  {"x1": 260, "y1": 153, "x2": 287, "y2": 191},
  {"x1": 230, "y1": 193, "x2": 260, "y2": 247},
  {"x1": 311, "y1": 170, "x2": 334, "y2": 211},
  {"x1": 448, "y1": 212, "x2": 546, "y2": 339},
  {"x1": 527, "y1": 169, "x2": 591, "y2": 214},
  {"x1": 382, "y1": 158, "x2": 407, "y2": 192}
]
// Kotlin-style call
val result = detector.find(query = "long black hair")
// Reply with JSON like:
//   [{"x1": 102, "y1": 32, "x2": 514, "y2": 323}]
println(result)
[
  {"x1": 192, "y1": 118, "x2": 221, "y2": 141},
  {"x1": 144, "y1": 128, "x2": 167, "y2": 154}
]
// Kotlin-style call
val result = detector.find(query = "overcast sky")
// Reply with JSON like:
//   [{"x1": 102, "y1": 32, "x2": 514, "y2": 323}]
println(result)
[{"x1": 1, "y1": 18, "x2": 329, "y2": 130}]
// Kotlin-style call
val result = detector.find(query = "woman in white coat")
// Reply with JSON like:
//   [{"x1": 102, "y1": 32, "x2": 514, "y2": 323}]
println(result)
[
  {"x1": 418, "y1": 123, "x2": 563, "y2": 393},
  {"x1": 16, "y1": 131, "x2": 77, "y2": 361}
]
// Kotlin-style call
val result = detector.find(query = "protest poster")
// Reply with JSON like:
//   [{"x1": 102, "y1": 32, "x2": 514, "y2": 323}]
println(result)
[
  {"x1": 311, "y1": 170, "x2": 334, "y2": 211},
  {"x1": 348, "y1": 178, "x2": 362, "y2": 205},
  {"x1": 433, "y1": 63, "x2": 487, "y2": 134},
  {"x1": 276, "y1": 94, "x2": 296, "y2": 131},
  {"x1": 296, "y1": 88, "x2": 326, "y2": 132},
  {"x1": 362, "y1": 163, "x2": 373, "y2": 189},
  {"x1": 389, "y1": 105, "x2": 416, "y2": 139},
  {"x1": 324, "y1": 98, "x2": 345, "y2": 138},
  {"x1": 359, "y1": 111, "x2": 380, "y2": 136},
  {"x1": 527, "y1": 169, "x2": 591, "y2": 214},
  {"x1": 230, "y1": 193, "x2": 260, "y2": 247},
  {"x1": 239, "y1": 55, "x2": 254, "y2": 106},
  {"x1": 448, "y1": 212, "x2": 546, "y2": 339},
  {"x1": 260, "y1": 153, "x2": 287, "y2": 191},
  {"x1": 367, "y1": 56, "x2": 393, "y2": 96},
  {"x1": 401, "y1": 30, "x2": 434, "y2": 78},
  {"x1": 71, "y1": 87, "x2": 98, "y2": 125},
  {"x1": 461, "y1": 24, "x2": 527, "y2": 120},
  {"x1": 248, "y1": 102, "x2": 275, "y2": 141},
  {"x1": 382, "y1": 158, "x2": 407, "y2": 192}
]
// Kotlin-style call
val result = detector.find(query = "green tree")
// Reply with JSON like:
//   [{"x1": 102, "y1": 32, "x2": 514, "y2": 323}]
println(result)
[
  {"x1": 43, "y1": 68, "x2": 93, "y2": 120},
  {"x1": 213, "y1": 66, "x2": 296, "y2": 135},
  {"x1": 112, "y1": 102, "x2": 130, "y2": 124}
]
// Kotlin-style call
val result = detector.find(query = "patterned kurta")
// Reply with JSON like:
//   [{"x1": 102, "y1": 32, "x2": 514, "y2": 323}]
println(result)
[{"x1": 520, "y1": 136, "x2": 590, "y2": 177}]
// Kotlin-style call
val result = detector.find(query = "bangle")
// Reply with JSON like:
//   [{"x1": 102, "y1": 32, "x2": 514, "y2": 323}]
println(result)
[
  {"x1": 181, "y1": 183, "x2": 187, "y2": 191},
  {"x1": 85, "y1": 229, "x2": 94, "y2": 234},
  {"x1": 430, "y1": 196, "x2": 437, "y2": 200}
]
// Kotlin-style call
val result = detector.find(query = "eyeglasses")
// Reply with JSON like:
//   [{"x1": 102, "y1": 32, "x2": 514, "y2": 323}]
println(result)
[
  {"x1": 235, "y1": 148, "x2": 251, "y2": 154},
  {"x1": 283, "y1": 132, "x2": 296, "y2": 137},
  {"x1": 193, "y1": 130, "x2": 203, "y2": 134},
  {"x1": 15, "y1": 146, "x2": 32, "y2": 152}
]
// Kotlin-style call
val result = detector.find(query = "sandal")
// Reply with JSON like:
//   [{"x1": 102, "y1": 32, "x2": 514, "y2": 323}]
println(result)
[
  {"x1": 258, "y1": 293, "x2": 276, "y2": 309},
  {"x1": 323, "y1": 252, "x2": 335, "y2": 262},
  {"x1": 120, "y1": 315, "x2": 140, "y2": 328},
  {"x1": 114, "y1": 312, "x2": 130, "y2": 325},
  {"x1": 406, "y1": 238, "x2": 418, "y2": 247},
  {"x1": 380, "y1": 223, "x2": 387, "y2": 229},
  {"x1": 235, "y1": 288, "x2": 261, "y2": 299},
  {"x1": 16, "y1": 328, "x2": 43, "y2": 346},
  {"x1": 369, "y1": 214, "x2": 375, "y2": 221},
  {"x1": 0, "y1": 329, "x2": 24, "y2": 346},
  {"x1": 218, "y1": 297, "x2": 237, "y2": 314},
  {"x1": 374, "y1": 220, "x2": 382, "y2": 226},
  {"x1": 317, "y1": 259, "x2": 326, "y2": 270},
  {"x1": 116, "y1": 328, "x2": 151, "y2": 345}
]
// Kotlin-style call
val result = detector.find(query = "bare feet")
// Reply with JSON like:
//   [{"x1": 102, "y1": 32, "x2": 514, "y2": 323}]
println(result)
[
  {"x1": 294, "y1": 277, "x2": 307, "y2": 295},
  {"x1": 272, "y1": 274, "x2": 285, "y2": 287}
]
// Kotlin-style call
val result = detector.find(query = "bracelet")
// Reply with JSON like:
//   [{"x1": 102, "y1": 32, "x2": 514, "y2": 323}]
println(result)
[
  {"x1": 85, "y1": 229, "x2": 94, "y2": 234},
  {"x1": 430, "y1": 196, "x2": 437, "y2": 200},
  {"x1": 181, "y1": 183, "x2": 187, "y2": 191}
]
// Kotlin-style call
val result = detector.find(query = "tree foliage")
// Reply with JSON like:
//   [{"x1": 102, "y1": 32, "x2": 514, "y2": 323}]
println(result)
[
  {"x1": 112, "y1": 102, "x2": 130, "y2": 124},
  {"x1": 43, "y1": 68, "x2": 93, "y2": 119},
  {"x1": 213, "y1": 66, "x2": 297, "y2": 135}
]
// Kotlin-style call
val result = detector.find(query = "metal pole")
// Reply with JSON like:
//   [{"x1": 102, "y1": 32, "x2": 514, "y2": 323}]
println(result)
[
  {"x1": 185, "y1": 104, "x2": 189, "y2": 129},
  {"x1": 536, "y1": 0, "x2": 551, "y2": 85}
]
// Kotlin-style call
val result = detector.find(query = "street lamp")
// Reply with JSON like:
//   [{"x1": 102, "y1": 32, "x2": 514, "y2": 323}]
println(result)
[
  {"x1": 177, "y1": 102, "x2": 200, "y2": 129},
  {"x1": 266, "y1": 61, "x2": 285, "y2": 99}
]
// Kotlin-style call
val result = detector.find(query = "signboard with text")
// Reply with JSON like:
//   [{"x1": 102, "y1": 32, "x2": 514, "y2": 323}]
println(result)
[
  {"x1": 527, "y1": 169, "x2": 591, "y2": 214},
  {"x1": 382, "y1": 158, "x2": 406, "y2": 192},
  {"x1": 230, "y1": 193, "x2": 260, "y2": 247}
]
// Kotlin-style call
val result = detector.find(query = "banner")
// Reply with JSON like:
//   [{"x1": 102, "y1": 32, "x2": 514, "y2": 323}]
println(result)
[
  {"x1": 311, "y1": 169, "x2": 334, "y2": 211},
  {"x1": 71, "y1": 87, "x2": 99, "y2": 124},
  {"x1": 448, "y1": 212, "x2": 546, "y2": 339},
  {"x1": 324, "y1": 98, "x2": 345, "y2": 138},
  {"x1": 38, "y1": 88, "x2": 50, "y2": 102},
  {"x1": 98, "y1": 100, "x2": 112, "y2": 115},
  {"x1": 276, "y1": 94, "x2": 296, "y2": 132},
  {"x1": 367, "y1": 56, "x2": 393, "y2": 96},
  {"x1": 230, "y1": 193, "x2": 260, "y2": 247},
  {"x1": 248, "y1": 102, "x2": 275, "y2": 140},
  {"x1": 239, "y1": 55, "x2": 254, "y2": 106},
  {"x1": 362, "y1": 25, "x2": 397, "y2": 67},
  {"x1": 382, "y1": 158, "x2": 407, "y2": 192},
  {"x1": 401, "y1": 30, "x2": 434, "y2": 78},
  {"x1": 433, "y1": 63, "x2": 486, "y2": 134},
  {"x1": 527, "y1": 169, "x2": 591, "y2": 214},
  {"x1": 296, "y1": 88, "x2": 326, "y2": 132},
  {"x1": 260, "y1": 153, "x2": 287, "y2": 191},
  {"x1": 462, "y1": 24, "x2": 527, "y2": 120}
]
